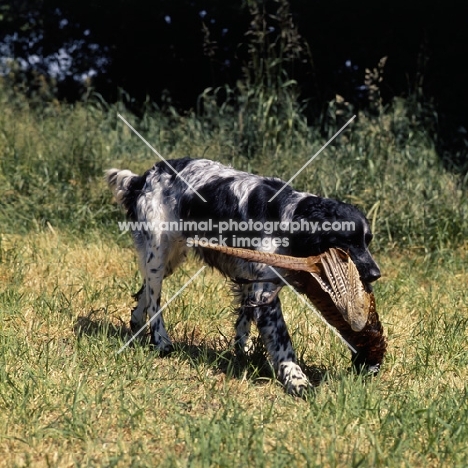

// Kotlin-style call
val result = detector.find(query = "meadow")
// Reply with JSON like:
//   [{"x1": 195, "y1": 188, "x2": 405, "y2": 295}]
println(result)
[{"x1": 1, "y1": 80, "x2": 468, "y2": 467}]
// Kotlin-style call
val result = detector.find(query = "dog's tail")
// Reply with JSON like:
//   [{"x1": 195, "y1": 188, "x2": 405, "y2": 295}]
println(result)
[{"x1": 105, "y1": 168, "x2": 145, "y2": 219}]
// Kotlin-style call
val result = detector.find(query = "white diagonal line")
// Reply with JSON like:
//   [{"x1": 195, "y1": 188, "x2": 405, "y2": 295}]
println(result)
[
  {"x1": 268, "y1": 115, "x2": 356, "y2": 202},
  {"x1": 116, "y1": 266, "x2": 206, "y2": 354},
  {"x1": 268, "y1": 266, "x2": 357, "y2": 353},
  {"x1": 117, "y1": 113, "x2": 207, "y2": 202}
]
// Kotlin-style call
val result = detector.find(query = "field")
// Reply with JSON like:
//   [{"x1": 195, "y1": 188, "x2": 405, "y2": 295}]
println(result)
[{"x1": 1, "y1": 83, "x2": 468, "y2": 467}]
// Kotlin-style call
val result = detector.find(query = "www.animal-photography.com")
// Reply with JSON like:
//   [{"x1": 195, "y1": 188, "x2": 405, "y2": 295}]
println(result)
[{"x1": 1, "y1": 2, "x2": 467, "y2": 467}]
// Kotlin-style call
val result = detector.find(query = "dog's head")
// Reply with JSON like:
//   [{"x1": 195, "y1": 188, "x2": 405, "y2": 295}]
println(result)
[{"x1": 290, "y1": 196, "x2": 381, "y2": 284}]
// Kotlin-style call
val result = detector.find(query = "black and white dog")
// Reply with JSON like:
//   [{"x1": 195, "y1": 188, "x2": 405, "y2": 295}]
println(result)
[{"x1": 106, "y1": 157, "x2": 380, "y2": 395}]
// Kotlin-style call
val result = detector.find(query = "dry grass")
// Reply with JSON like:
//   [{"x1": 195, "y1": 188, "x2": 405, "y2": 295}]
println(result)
[{"x1": 1, "y1": 231, "x2": 467, "y2": 467}]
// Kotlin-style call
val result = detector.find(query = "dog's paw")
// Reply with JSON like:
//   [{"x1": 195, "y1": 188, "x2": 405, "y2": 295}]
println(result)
[
  {"x1": 278, "y1": 362, "x2": 312, "y2": 397},
  {"x1": 150, "y1": 334, "x2": 174, "y2": 356},
  {"x1": 234, "y1": 335, "x2": 256, "y2": 357},
  {"x1": 365, "y1": 363, "x2": 381, "y2": 375},
  {"x1": 352, "y1": 360, "x2": 381, "y2": 376},
  {"x1": 149, "y1": 342, "x2": 174, "y2": 357}
]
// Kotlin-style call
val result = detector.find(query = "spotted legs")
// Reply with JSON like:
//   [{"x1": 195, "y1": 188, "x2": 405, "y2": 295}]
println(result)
[
  {"x1": 131, "y1": 233, "x2": 173, "y2": 353},
  {"x1": 235, "y1": 282, "x2": 311, "y2": 396}
]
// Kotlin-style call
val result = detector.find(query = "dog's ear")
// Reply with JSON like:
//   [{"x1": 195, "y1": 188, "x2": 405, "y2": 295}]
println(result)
[
  {"x1": 289, "y1": 197, "x2": 340, "y2": 256},
  {"x1": 293, "y1": 197, "x2": 339, "y2": 221}
]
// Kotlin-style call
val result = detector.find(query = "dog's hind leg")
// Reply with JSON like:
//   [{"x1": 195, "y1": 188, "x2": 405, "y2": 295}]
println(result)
[
  {"x1": 235, "y1": 305, "x2": 254, "y2": 355},
  {"x1": 145, "y1": 233, "x2": 175, "y2": 353},
  {"x1": 131, "y1": 229, "x2": 173, "y2": 353},
  {"x1": 130, "y1": 282, "x2": 148, "y2": 334},
  {"x1": 234, "y1": 281, "x2": 281, "y2": 355}
]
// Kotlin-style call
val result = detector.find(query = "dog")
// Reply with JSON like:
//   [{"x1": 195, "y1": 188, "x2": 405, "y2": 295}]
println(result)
[{"x1": 106, "y1": 157, "x2": 381, "y2": 395}]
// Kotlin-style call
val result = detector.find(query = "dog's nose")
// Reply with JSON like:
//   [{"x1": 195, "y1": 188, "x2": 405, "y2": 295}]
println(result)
[{"x1": 365, "y1": 267, "x2": 381, "y2": 283}]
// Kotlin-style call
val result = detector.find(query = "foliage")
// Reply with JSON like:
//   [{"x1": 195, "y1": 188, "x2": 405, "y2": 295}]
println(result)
[
  {"x1": 1, "y1": 0, "x2": 467, "y2": 150},
  {"x1": 1, "y1": 60, "x2": 468, "y2": 251},
  {"x1": 197, "y1": 0, "x2": 311, "y2": 159}
]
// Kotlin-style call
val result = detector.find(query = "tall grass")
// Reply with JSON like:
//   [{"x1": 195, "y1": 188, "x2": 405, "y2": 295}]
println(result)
[
  {"x1": 1, "y1": 0, "x2": 467, "y2": 249},
  {"x1": 1, "y1": 72, "x2": 467, "y2": 251}
]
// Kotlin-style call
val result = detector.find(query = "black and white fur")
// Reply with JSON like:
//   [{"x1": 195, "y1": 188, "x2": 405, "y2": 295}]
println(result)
[{"x1": 106, "y1": 157, "x2": 381, "y2": 395}]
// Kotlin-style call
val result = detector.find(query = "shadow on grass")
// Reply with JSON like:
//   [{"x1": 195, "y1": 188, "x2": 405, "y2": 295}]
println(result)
[
  {"x1": 74, "y1": 311, "x2": 132, "y2": 340},
  {"x1": 73, "y1": 313, "x2": 328, "y2": 389}
]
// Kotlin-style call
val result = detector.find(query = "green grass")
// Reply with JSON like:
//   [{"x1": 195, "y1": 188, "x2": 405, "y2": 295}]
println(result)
[
  {"x1": 0, "y1": 232, "x2": 467, "y2": 467},
  {"x1": 1, "y1": 79, "x2": 467, "y2": 249},
  {"x1": 1, "y1": 79, "x2": 468, "y2": 466}
]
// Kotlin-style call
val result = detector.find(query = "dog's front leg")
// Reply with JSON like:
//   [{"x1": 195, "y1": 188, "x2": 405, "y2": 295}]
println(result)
[{"x1": 255, "y1": 297, "x2": 311, "y2": 396}]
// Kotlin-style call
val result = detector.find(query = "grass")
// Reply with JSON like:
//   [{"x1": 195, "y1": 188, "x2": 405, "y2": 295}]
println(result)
[
  {"x1": 0, "y1": 231, "x2": 467, "y2": 467},
  {"x1": 1, "y1": 79, "x2": 467, "y2": 250},
  {"x1": 1, "y1": 72, "x2": 468, "y2": 466}
]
